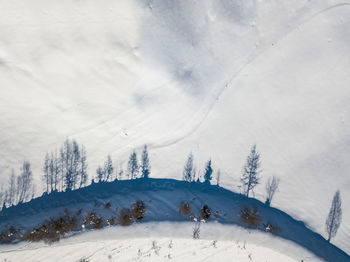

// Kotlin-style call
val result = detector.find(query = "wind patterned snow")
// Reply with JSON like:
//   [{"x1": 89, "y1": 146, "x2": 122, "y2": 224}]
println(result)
[{"x1": 0, "y1": 0, "x2": 349, "y2": 254}]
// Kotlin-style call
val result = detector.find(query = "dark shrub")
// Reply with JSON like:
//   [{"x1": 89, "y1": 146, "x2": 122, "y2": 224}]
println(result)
[
  {"x1": 84, "y1": 212, "x2": 103, "y2": 229},
  {"x1": 214, "y1": 211, "x2": 220, "y2": 219},
  {"x1": 76, "y1": 209, "x2": 82, "y2": 216},
  {"x1": 119, "y1": 208, "x2": 133, "y2": 226},
  {"x1": 179, "y1": 202, "x2": 191, "y2": 215},
  {"x1": 106, "y1": 217, "x2": 115, "y2": 226},
  {"x1": 22, "y1": 212, "x2": 77, "y2": 244},
  {"x1": 22, "y1": 224, "x2": 57, "y2": 244},
  {"x1": 104, "y1": 202, "x2": 111, "y2": 209},
  {"x1": 240, "y1": 205, "x2": 262, "y2": 228},
  {"x1": 201, "y1": 205, "x2": 211, "y2": 220},
  {"x1": 0, "y1": 226, "x2": 20, "y2": 244},
  {"x1": 131, "y1": 201, "x2": 146, "y2": 220}
]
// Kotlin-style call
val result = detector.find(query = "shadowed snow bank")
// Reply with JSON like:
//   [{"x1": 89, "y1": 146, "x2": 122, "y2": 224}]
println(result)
[{"x1": 0, "y1": 178, "x2": 348, "y2": 261}]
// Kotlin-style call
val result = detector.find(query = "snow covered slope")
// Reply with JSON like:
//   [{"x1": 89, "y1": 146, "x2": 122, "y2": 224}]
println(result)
[
  {"x1": 0, "y1": 0, "x2": 349, "y2": 254},
  {"x1": 0, "y1": 179, "x2": 348, "y2": 261},
  {"x1": 0, "y1": 223, "x2": 322, "y2": 262}
]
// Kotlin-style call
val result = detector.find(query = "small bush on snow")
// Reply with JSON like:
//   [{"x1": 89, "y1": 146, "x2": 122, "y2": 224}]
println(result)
[
  {"x1": 119, "y1": 208, "x2": 133, "y2": 226},
  {"x1": 84, "y1": 212, "x2": 103, "y2": 229},
  {"x1": 104, "y1": 202, "x2": 111, "y2": 209},
  {"x1": 179, "y1": 201, "x2": 191, "y2": 216},
  {"x1": 131, "y1": 201, "x2": 146, "y2": 220},
  {"x1": 106, "y1": 217, "x2": 115, "y2": 225},
  {"x1": 239, "y1": 205, "x2": 262, "y2": 228},
  {"x1": 0, "y1": 226, "x2": 20, "y2": 244},
  {"x1": 214, "y1": 211, "x2": 220, "y2": 219},
  {"x1": 200, "y1": 205, "x2": 211, "y2": 220},
  {"x1": 22, "y1": 212, "x2": 77, "y2": 244},
  {"x1": 76, "y1": 208, "x2": 83, "y2": 216}
]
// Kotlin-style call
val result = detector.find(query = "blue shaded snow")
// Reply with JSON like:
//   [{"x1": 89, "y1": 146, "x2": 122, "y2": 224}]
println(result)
[{"x1": 0, "y1": 178, "x2": 348, "y2": 262}]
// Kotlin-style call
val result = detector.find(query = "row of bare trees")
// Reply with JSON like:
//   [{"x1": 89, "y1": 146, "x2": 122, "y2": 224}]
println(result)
[
  {"x1": 238, "y1": 144, "x2": 342, "y2": 243},
  {"x1": 1, "y1": 140, "x2": 151, "y2": 208},
  {"x1": 95, "y1": 145, "x2": 151, "y2": 182},
  {"x1": 182, "y1": 153, "x2": 217, "y2": 185},
  {"x1": 181, "y1": 145, "x2": 279, "y2": 205},
  {"x1": 127, "y1": 145, "x2": 151, "y2": 179},
  {"x1": 182, "y1": 144, "x2": 343, "y2": 243},
  {"x1": 0, "y1": 140, "x2": 343, "y2": 243},
  {"x1": 1, "y1": 161, "x2": 35, "y2": 208},
  {"x1": 43, "y1": 139, "x2": 88, "y2": 193},
  {"x1": 1, "y1": 139, "x2": 89, "y2": 207}
]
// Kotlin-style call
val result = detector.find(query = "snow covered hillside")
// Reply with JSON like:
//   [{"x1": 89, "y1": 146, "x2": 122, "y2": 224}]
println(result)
[
  {"x1": 0, "y1": 179, "x2": 350, "y2": 262},
  {"x1": 0, "y1": 223, "x2": 323, "y2": 262},
  {"x1": 0, "y1": 0, "x2": 349, "y2": 256}
]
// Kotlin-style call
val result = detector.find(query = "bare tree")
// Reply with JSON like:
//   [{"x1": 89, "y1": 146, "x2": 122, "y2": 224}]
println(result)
[
  {"x1": 193, "y1": 220, "x2": 201, "y2": 239},
  {"x1": 193, "y1": 166, "x2": 198, "y2": 182},
  {"x1": 49, "y1": 154, "x2": 55, "y2": 192},
  {"x1": 265, "y1": 176, "x2": 280, "y2": 206},
  {"x1": 71, "y1": 140, "x2": 81, "y2": 189},
  {"x1": 52, "y1": 151, "x2": 61, "y2": 191},
  {"x1": 43, "y1": 151, "x2": 62, "y2": 193},
  {"x1": 17, "y1": 164, "x2": 24, "y2": 202},
  {"x1": 183, "y1": 153, "x2": 195, "y2": 182},
  {"x1": 7, "y1": 170, "x2": 17, "y2": 206},
  {"x1": 44, "y1": 139, "x2": 87, "y2": 192},
  {"x1": 93, "y1": 154, "x2": 113, "y2": 183},
  {"x1": 79, "y1": 146, "x2": 88, "y2": 188},
  {"x1": 326, "y1": 190, "x2": 342, "y2": 242},
  {"x1": 216, "y1": 169, "x2": 221, "y2": 186},
  {"x1": 96, "y1": 166, "x2": 105, "y2": 182},
  {"x1": 60, "y1": 152, "x2": 65, "y2": 191},
  {"x1": 60, "y1": 139, "x2": 83, "y2": 191},
  {"x1": 43, "y1": 153, "x2": 50, "y2": 193},
  {"x1": 127, "y1": 151, "x2": 139, "y2": 179},
  {"x1": 60, "y1": 139, "x2": 74, "y2": 190},
  {"x1": 117, "y1": 164, "x2": 124, "y2": 180},
  {"x1": 140, "y1": 145, "x2": 151, "y2": 178},
  {"x1": 240, "y1": 145, "x2": 261, "y2": 197},
  {"x1": 104, "y1": 155, "x2": 114, "y2": 182},
  {"x1": 17, "y1": 160, "x2": 34, "y2": 203},
  {"x1": 0, "y1": 186, "x2": 4, "y2": 209}
]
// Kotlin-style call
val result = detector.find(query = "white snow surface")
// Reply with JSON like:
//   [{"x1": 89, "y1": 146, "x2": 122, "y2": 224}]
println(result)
[
  {"x1": 0, "y1": 0, "x2": 350, "y2": 255},
  {"x1": 0, "y1": 223, "x2": 322, "y2": 262}
]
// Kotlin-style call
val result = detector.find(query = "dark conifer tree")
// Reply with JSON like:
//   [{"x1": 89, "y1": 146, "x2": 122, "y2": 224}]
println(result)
[{"x1": 203, "y1": 159, "x2": 213, "y2": 184}]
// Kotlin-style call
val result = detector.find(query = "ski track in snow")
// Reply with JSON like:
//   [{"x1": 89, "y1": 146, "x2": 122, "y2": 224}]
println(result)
[
  {"x1": 0, "y1": 0, "x2": 350, "y2": 259},
  {"x1": 138, "y1": 2, "x2": 350, "y2": 151}
]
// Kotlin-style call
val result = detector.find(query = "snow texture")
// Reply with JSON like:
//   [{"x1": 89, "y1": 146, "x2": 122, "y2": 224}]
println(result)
[
  {"x1": 0, "y1": 223, "x2": 323, "y2": 262},
  {"x1": 0, "y1": 0, "x2": 349, "y2": 256}
]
